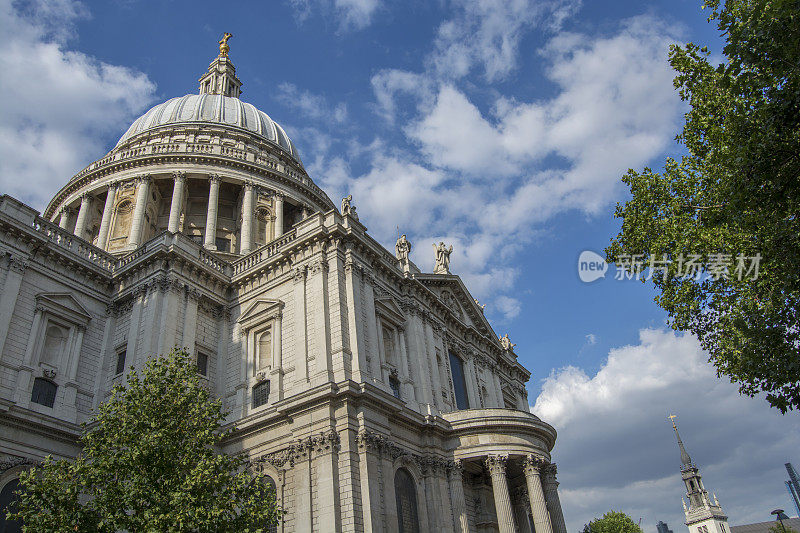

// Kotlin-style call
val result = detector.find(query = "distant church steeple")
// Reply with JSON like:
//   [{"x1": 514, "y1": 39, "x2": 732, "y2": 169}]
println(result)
[
  {"x1": 668, "y1": 415, "x2": 730, "y2": 533},
  {"x1": 198, "y1": 33, "x2": 242, "y2": 98}
]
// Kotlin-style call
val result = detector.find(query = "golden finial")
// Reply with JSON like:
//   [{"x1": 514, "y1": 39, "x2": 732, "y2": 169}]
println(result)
[
  {"x1": 668, "y1": 414, "x2": 678, "y2": 429},
  {"x1": 219, "y1": 33, "x2": 233, "y2": 57}
]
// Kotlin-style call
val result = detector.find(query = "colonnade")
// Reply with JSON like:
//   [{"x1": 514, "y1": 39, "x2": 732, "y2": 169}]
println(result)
[
  {"x1": 478, "y1": 454, "x2": 566, "y2": 533},
  {"x1": 60, "y1": 173, "x2": 291, "y2": 253}
]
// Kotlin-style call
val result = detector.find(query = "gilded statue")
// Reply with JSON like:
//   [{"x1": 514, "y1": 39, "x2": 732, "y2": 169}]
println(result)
[{"x1": 219, "y1": 33, "x2": 233, "y2": 57}]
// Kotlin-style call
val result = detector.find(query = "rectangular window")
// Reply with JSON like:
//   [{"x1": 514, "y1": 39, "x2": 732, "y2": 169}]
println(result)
[
  {"x1": 389, "y1": 376, "x2": 401, "y2": 399},
  {"x1": 115, "y1": 349, "x2": 126, "y2": 376},
  {"x1": 382, "y1": 325, "x2": 395, "y2": 364},
  {"x1": 197, "y1": 352, "x2": 208, "y2": 376},
  {"x1": 215, "y1": 237, "x2": 230, "y2": 252},
  {"x1": 252, "y1": 380, "x2": 270, "y2": 408},
  {"x1": 449, "y1": 352, "x2": 469, "y2": 410},
  {"x1": 31, "y1": 378, "x2": 57, "y2": 408}
]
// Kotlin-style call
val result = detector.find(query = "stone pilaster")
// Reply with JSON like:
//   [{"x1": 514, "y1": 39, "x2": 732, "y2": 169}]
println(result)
[
  {"x1": 167, "y1": 171, "x2": 186, "y2": 233},
  {"x1": 0, "y1": 256, "x2": 25, "y2": 362},
  {"x1": 544, "y1": 464, "x2": 567, "y2": 533},
  {"x1": 97, "y1": 183, "x2": 117, "y2": 249},
  {"x1": 204, "y1": 174, "x2": 221, "y2": 248},
  {"x1": 485, "y1": 455, "x2": 516, "y2": 533},
  {"x1": 523, "y1": 454, "x2": 553, "y2": 533}
]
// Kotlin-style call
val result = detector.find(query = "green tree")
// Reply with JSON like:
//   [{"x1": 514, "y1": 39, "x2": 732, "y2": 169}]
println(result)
[
  {"x1": 769, "y1": 525, "x2": 799, "y2": 533},
  {"x1": 581, "y1": 511, "x2": 643, "y2": 533},
  {"x1": 7, "y1": 348, "x2": 280, "y2": 532},
  {"x1": 606, "y1": 0, "x2": 800, "y2": 412}
]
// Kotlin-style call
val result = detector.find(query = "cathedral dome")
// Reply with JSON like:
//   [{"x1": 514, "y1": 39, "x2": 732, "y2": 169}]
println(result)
[{"x1": 117, "y1": 94, "x2": 303, "y2": 165}]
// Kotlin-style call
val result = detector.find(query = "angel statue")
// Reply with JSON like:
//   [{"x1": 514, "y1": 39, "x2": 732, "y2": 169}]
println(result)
[
  {"x1": 499, "y1": 334, "x2": 516, "y2": 351},
  {"x1": 433, "y1": 241, "x2": 453, "y2": 274},
  {"x1": 219, "y1": 33, "x2": 233, "y2": 57}
]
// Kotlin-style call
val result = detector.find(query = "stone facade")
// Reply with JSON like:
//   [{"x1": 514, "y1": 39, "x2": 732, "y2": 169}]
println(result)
[{"x1": 0, "y1": 43, "x2": 566, "y2": 533}]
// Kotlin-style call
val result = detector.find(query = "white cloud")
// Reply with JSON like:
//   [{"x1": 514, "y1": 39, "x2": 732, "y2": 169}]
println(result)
[
  {"x1": 275, "y1": 82, "x2": 348, "y2": 126},
  {"x1": 585, "y1": 333, "x2": 597, "y2": 345},
  {"x1": 288, "y1": 0, "x2": 380, "y2": 32},
  {"x1": 0, "y1": 0, "x2": 156, "y2": 210},
  {"x1": 428, "y1": 0, "x2": 582, "y2": 82},
  {"x1": 532, "y1": 329, "x2": 800, "y2": 533}
]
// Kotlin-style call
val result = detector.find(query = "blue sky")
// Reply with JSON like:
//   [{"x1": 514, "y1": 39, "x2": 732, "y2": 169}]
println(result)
[{"x1": 1, "y1": 0, "x2": 798, "y2": 531}]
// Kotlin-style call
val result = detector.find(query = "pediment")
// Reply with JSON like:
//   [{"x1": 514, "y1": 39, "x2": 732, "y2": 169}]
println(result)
[
  {"x1": 375, "y1": 296, "x2": 405, "y2": 327},
  {"x1": 415, "y1": 275, "x2": 497, "y2": 339},
  {"x1": 35, "y1": 293, "x2": 92, "y2": 326},
  {"x1": 237, "y1": 298, "x2": 284, "y2": 330}
]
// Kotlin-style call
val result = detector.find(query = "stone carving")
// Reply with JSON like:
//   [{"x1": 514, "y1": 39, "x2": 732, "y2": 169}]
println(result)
[
  {"x1": 341, "y1": 195, "x2": 354, "y2": 217},
  {"x1": 395, "y1": 234, "x2": 411, "y2": 263},
  {"x1": 522, "y1": 454, "x2": 548, "y2": 475},
  {"x1": 219, "y1": 32, "x2": 232, "y2": 56},
  {"x1": 42, "y1": 367, "x2": 57, "y2": 379},
  {"x1": 0, "y1": 455, "x2": 37, "y2": 474},
  {"x1": 474, "y1": 298, "x2": 486, "y2": 312},
  {"x1": 433, "y1": 242, "x2": 453, "y2": 274},
  {"x1": 484, "y1": 454, "x2": 508, "y2": 475},
  {"x1": 499, "y1": 333, "x2": 516, "y2": 351}
]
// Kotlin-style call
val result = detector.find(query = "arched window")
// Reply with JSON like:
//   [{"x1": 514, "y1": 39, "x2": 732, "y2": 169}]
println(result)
[
  {"x1": 111, "y1": 200, "x2": 133, "y2": 240},
  {"x1": 41, "y1": 325, "x2": 66, "y2": 367},
  {"x1": 0, "y1": 478, "x2": 22, "y2": 533},
  {"x1": 257, "y1": 329, "x2": 272, "y2": 371},
  {"x1": 395, "y1": 468, "x2": 419, "y2": 533},
  {"x1": 31, "y1": 378, "x2": 57, "y2": 408},
  {"x1": 263, "y1": 475, "x2": 278, "y2": 533}
]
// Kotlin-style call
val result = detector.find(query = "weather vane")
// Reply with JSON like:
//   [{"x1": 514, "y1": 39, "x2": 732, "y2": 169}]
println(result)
[
  {"x1": 219, "y1": 33, "x2": 233, "y2": 57},
  {"x1": 668, "y1": 414, "x2": 678, "y2": 428}
]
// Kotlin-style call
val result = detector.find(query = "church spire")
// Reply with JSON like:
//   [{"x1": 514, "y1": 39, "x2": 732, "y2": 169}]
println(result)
[
  {"x1": 669, "y1": 414, "x2": 693, "y2": 470},
  {"x1": 198, "y1": 33, "x2": 242, "y2": 98}
]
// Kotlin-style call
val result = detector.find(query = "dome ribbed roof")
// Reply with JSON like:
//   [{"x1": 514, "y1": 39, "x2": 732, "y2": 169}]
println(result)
[{"x1": 117, "y1": 94, "x2": 302, "y2": 164}]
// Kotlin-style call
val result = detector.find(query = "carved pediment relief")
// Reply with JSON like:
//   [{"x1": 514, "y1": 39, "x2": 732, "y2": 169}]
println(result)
[
  {"x1": 237, "y1": 298, "x2": 284, "y2": 331},
  {"x1": 35, "y1": 293, "x2": 92, "y2": 326}
]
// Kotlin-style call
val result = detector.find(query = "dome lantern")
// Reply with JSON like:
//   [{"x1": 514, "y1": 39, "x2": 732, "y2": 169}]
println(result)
[{"x1": 198, "y1": 33, "x2": 242, "y2": 98}]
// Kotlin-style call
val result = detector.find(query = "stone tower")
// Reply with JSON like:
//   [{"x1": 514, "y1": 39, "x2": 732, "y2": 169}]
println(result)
[{"x1": 670, "y1": 416, "x2": 730, "y2": 533}]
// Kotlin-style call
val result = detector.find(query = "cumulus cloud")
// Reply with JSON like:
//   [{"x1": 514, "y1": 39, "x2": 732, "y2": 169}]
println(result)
[
  {"x1": 0, "y1": 0, "x2": 155, "y2": 210},
  {"x1": 532, "y1": 329, "x2": 800, "y2": 533},
  {"x1": 288, "y1": 0, "x2": 380, "y2": 32},
  {"x1": 428, "y1": 0, "x2": 582, "y2": 82},
  {"x1": 275, "y1": 82, "x2": 348, "y2": 126}
]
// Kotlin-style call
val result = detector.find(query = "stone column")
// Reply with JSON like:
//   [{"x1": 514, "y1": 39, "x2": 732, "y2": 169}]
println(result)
[
  {"x1": 73, "y1": 193, "x2": 93, "y2": 239},
  {"x1": 485, "y1": 455, "x2": 516, "y2": 533},
  {"x1": 58, "y1": 207, "x2": 74, "y2": 230},
  {"x1": 204, "y1": 174, "x2": 221, "y2": 248},
  {"x1": 240, "y1": 181, "x2": 255, "y2": 254},
  {"x1": 523, "y1": 455, "x2": 553, "y2": 533},
  {"x1": 97, "y1": 183, "x2": 117, "y2": 249},
  {"x1": 543, "y1": 464, "x2": 567, "y2": 533},
  {"x1": 274, "y1": 192, "x2": 284, "y2": 237},
  {"x1": 313, "y1": 431, "x2": 342, "y2": 533},
  {"x1": 127, "y1": 175, "x2": 151, "y2": 247},
  {"x1": 167, "y1": 171, "x2": 186, "y2": 233},
  {"x1": 448, "y1": 461, "x2": 469, "y2": 533},
  {"x1": 0, "y1": 257, "x2": 26, "y2": 363}
]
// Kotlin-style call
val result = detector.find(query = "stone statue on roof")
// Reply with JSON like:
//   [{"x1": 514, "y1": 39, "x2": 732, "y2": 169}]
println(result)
[{"x1": 433, "y1": 242, "x2": 453, "y2": 274}]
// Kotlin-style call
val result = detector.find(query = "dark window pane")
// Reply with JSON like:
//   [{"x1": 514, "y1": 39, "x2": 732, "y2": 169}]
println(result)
[
  {"x1": 389, "y1": 376, "x2": 401, "y2": 399},
  {"x1": 115, "y1": 349, "x2": 126, "y2": 375},
  {"x1": 449, "y1": 352, "x2": 469, "y2": 410},
  {"x1": 394, "y1": 468, "x2": 420, "y2": 533},
  {"x1": 31, "y1": 378, "x2": 57, "y2": 408},
  {"x1": 252, "y1": 381, "x2": 270, "y2": 408},
  {"x1": 215, "y1": 237, "x2": 230, "y2": 252},
  {"x1": 197, "y1": 353, "x2": 208, "y2": 376},
  {"x1": 0, "y1": 478, "x2": 23, "y2": 533}
]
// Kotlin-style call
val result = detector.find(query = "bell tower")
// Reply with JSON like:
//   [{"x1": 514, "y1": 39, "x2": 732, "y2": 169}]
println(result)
[
  {"x1": 198, "y1": 32, "x2": 242, "y2": 98},
  {"x1": 669, "y1": 415, "x2": 730, "y2": 533}
]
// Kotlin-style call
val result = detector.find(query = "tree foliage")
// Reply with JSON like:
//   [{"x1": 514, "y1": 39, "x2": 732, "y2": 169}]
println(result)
[
  {"x1": 581, "y1": 510, "x2": 643, "y2": 533},
  {"x1": 8, "y1": 348, "x2": 280, "y2": 532},
  {"x1": 606, "y1": 0, "x2": 800, "y2": 412}
]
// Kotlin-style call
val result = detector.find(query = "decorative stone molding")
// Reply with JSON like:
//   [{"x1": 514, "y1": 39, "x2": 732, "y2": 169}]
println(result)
[
  {"x1": 8, "y1": 256, "x2": 27, "y2": 274},
  {"x1": 522, "y1": 454, "x2": 548, "y2": 475},
  {"x1": 484, "y1": 454, "x2": 508, "y2": 475},
  {"x1": 0, "y1": 455, "x2": 37, "y2": 475},
  {"x1": 543, "y1": 463, "x2": 558, "y2": 486},
  {"x1": 257, "y1": 429, "x2": 341, "y2": 468},
  {"x1": 293, "y1": 266, "x2": 307, "y2": 284},
  {"x1": 308, "y1": 259, "x2": 328, "y2": 275}
]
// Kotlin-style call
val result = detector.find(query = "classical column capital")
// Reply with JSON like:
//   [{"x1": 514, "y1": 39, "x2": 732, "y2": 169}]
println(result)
[
  {"x1": 522, "y1": 454, "x2": 548, "y2": 476},
  {"x1": 243, "y1": 180, "x2": 255, "y2": 191},
  {"x1": 485, "y1": 454, "x2": 508, "y2": 476},
  {"x1": 136, "y1": 174, "x2": 152, "y2": 185},
  {"x1": 544, "y1": 463, "x2": 558, "y2": 484},
  {"x1": 79, "y1": 192, "x2": 93, "y2": 201},
  {"x1": 447, "y1": 459, "x2": 464, "y2": 480},
  {"x1": 172, "y1": 170, "x2": 187, "y2": 183},
  {"x1": 208, "y1": 173, "x2": 222, "y2": 184},
  {"x1": 8, "y1": 256, "x2": 27, "y2": 274},
  {"x1": 293, "y1": 266, "x2": 307, "y2": 284}
]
